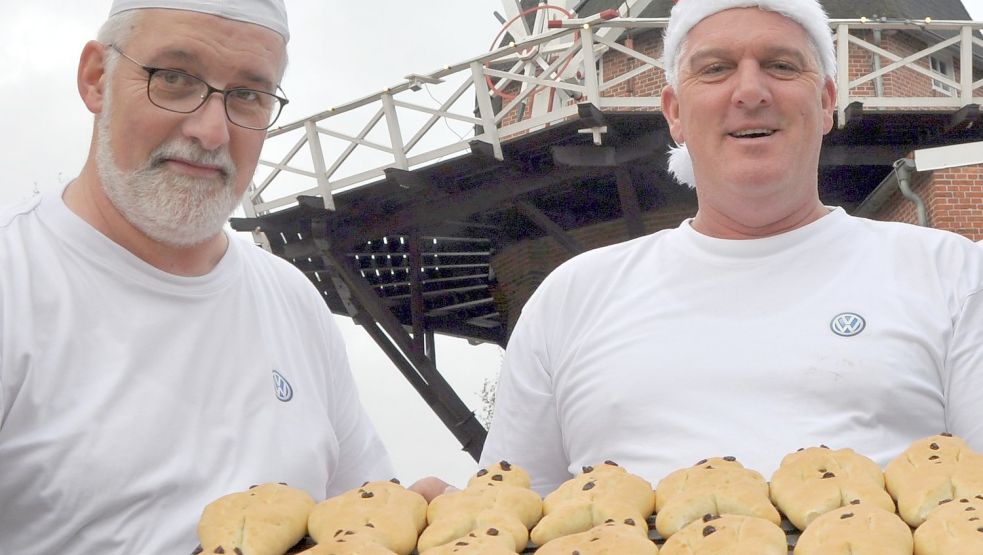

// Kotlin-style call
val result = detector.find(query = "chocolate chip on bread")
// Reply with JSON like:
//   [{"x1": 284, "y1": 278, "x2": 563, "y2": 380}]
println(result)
[
  {"x1": 307, "y1": 479, "x2": 427, "y2": 555},
  {"x1": 885, "y1": 433, "x2": 983, "y2": 527},
  {"x1": 534, "y1": 521, "x2": 658, "y2": 555},
  {"x1": 660, "y1": 514, "x2": 786, "y2": 555},
  {"x1": 418, "y1": 527, "x2": 518, "y2": 555},
  {"x1": 655, "y1": 456, "x2": 780, "y2": 539},
  {"x1": 530, "y1": 460, "x2": 656, "y2": 546},
  {"x1": 770, "y1": 445, "x2": 895, "y2": 530},
  {"x1": 792, "y1": 503, "x2": 913, "y2": 555},
  {"x1": 197, "y1": 482, "x2": 316, "y2": 555},
  {"x1": 417, "y1": 461, "x2": 542, "y2": 553},
  {"x1": 913, "y1": 495, "x2": 983, "y2": 555}
]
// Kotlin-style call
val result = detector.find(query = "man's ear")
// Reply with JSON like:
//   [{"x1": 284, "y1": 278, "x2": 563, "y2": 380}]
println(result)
[
  {"x1": 78, "y1": 41, "x2": 109, "y2": 114},
  {"x1": 820, "y1": 76, "x2": 836, "y2": 135},
  {"x1": 661, "y1": 84, "x2": 684, "y2": 144}
]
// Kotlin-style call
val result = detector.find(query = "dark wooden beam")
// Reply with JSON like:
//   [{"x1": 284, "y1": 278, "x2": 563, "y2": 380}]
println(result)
[
  {"x1": 946, "y1": 104, "x2": 981, "y2": 134},
  {"x1": 327, "y1": 166, "x2": 607, "y2": 251},
  {"x1": 615, "y1": 168, "x2": 646, "y2": 239},
  {"x1": 309, "y1": 213, "x2": 487, "y2": 460},
  {"x1": 819, "y1": 145, "x2": 906, "y2": 166},
  {"x1": 551, "y1": 127, "x2": 671, "y2": 168},
  {"x1": 514, "y1": 199, "x2": 585, "y2": 255},
  {"x1": 408, "y1": 232, "x2": 427, "y2": 358}
]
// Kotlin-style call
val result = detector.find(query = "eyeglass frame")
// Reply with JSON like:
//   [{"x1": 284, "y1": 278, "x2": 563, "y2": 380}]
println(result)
[{"x1": 106, "y1": 43, "x2": 289, "y2": 131}]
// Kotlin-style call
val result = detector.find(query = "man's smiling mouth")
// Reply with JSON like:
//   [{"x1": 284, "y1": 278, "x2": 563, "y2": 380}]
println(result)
[{"x1": 729, "y1": 128, "x2": 776, "y2": 138}]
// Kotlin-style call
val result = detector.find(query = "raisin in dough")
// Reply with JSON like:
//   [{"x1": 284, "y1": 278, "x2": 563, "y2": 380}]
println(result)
[
  {"x1": 885, "y1": 433, "x2": 983, "y2": 527},
  {"x1": 660, "y1": 514, "x2": 786, "y2": 555},
  {"x1": 307, "y1": 479, "x2": 427, "y2": 555},
  {"x1": 655, "y1": 457, "x2": 780, "y2": 539},
  {"x1": 913, "y1": 495, "x2": 983, "y2": 555},
  {"x1": 530, "y1": 460, "x2": 656, "y2": 546},
  {"x1": 535, "y1": 521, "x2": 658, "y2": 554},
  {"x1": 417, "y1": 461, "x2": 542, "y2": 552},
  {"x1": 418, "y1": 527, "x2": 518, "y2": 555},
  {"x1": 196, "y1": 482, "x2": 316, "y2": 555},
  {"x1": 770, "y1": 445, "x2": 895, "y2": 530},
  {"x1": 793, "y1": 503, "x2": 912, "y2": 555},
  {"x1": 300, "y1": 530, "x2": 399, "y2": 554}
]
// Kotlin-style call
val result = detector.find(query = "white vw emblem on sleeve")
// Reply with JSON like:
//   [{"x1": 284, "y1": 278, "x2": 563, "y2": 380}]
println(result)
[
  {"x1": 272, "y1": 370, "x2": 294, "y2": 402},
  {"x1": 830, "y1": 313, "x2": 866, "y2": 337}
]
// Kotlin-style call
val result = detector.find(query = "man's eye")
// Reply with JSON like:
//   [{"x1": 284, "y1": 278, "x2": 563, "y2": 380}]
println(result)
[
  {"x1": 695, "y1": 63, "x2": 731, "y2": 80},
  {"x1": 768, "y1": 62, "x2": 800, "y2": 76},
  {"x1": 229, "y1": 89, "x2": 260, "y2": 103},
  {"x1": 156, "y1": 70, "x2": 196, "y2": 87}
]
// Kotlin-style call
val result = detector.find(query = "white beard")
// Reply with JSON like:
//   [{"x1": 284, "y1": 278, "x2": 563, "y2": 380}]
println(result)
[{"x1": 95, "y1": 100, "x2": 241, "y2": 248}]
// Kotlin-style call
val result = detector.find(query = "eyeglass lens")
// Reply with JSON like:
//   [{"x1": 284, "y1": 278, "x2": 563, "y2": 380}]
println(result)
[{"x1": 147, "y1": 69, "x2": 282, "y2": 130}]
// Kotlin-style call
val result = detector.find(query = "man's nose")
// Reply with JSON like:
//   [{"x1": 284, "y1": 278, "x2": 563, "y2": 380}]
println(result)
[
  {"x1": 182, "y1": 93, "x2": 231, "y2": 151},
  {"x1": 731, "y1": 62, "x2": 772, "y2": 109}
]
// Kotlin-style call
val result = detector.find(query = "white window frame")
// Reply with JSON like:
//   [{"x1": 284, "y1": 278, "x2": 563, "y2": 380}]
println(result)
[{"x1": 929, "y1": 54, "x2": 955, "y2": 96}]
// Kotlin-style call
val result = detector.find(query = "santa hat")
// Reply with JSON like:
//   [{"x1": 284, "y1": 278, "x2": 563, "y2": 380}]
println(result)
[{"x1": 662, "y1": 0, "x2": 834, "y2": 188}]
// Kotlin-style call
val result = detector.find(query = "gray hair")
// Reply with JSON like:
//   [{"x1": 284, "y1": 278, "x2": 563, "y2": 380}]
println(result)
[
  {"x1": 662, "y1": 0, "x2": 836, "y2": 89},
  {"x1": 96, "y1": 10, "x2": 142, "y2": 74}
]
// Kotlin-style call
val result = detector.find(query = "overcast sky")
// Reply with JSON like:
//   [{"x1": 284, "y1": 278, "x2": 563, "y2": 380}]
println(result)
[{"x1": 2, "y1": 0, "x2": 982, "y2": 489}]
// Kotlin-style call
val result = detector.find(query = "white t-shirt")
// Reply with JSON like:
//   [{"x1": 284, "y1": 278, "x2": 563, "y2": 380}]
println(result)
[
  {"x1": 480, "y1": 208, "x2": 983, "y2": 495},
  {"x1": 0, "y1": 186, "x2": 393, "y2": 553}
]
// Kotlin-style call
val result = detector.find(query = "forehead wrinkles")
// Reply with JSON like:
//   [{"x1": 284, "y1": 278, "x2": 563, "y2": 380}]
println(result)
[
  {"x1": 130, "y1": 9, "x2": 285, "y2": 83},
  {"x1": 675, "y1": 13, "x2": 822, "y2": 78}
]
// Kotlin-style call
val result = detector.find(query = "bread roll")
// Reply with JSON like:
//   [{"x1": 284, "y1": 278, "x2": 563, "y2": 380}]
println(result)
[
  {"x1": 792, "y1": 503, "x2": 912, "y2": 555},
  {"x1": 300, "y1": 530, "x2": 398, "y2": 554},
  {"x1": 534, "y1": 521, "x2": 658, "y2": 554},
  {"x1": 885, "y1": 433, "x2": 983, "y2": 527},
  {"x1": 307, "y1": 479, "x2": 427, "y2": 555},
  {"x1": 655, "y1": 457, "x2": 780, "y2": 538},
  {"x1": 530, "y1": 460, "x2": 655, "y2": 546},
  {"x1": 913, "y1": 495, "x2": 983, "y2": 555},
  {"x1": 660, "y1": 514, "x2": 786, "y2": 555},
  {"x1": 417, "y1": 461, "x2": 542, "y2": 553},
  {"x1": 196, "y1": 482, "x2": 316, "y2": 555},
  {"x1": 770, "y1": 445, "x2": 895, "y2": 530},
  {"x1": 418, "y1": 527, "x2": 518, "y2": 555}
]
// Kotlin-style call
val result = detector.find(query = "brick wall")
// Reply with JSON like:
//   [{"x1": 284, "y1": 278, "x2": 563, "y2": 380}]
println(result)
[{"x1": 869, "y1": 163, "x2": 983, "y2": 241}]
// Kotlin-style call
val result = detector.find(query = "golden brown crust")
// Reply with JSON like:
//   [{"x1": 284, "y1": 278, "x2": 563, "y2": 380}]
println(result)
[
  {"x1": 417, "y1": 461, "x2": 542, "y2": 552},
  {"x1": 654, "y1": 457, "x2": 780, "y2": 539},
  {"x1": 534, "y1": 521, "x2": 659, "y2": 554},
  {"x1": 530, "y1": 461, "x2": 655, "y2": 546},
  {"x1": 885, "y1": 434, "x2": 983, "y2": 527},
  {"x1": 197, "y1": 482, "x2": 316, "y2": 555},
  {"x1": 660, "y1": 514, "x2": 786, "y2": 555},
  {"x1": 307, "y1": 480, "x2": 427, "y2": 555},
  {"x1": 913, "y1": 496, "x2": 983, "y2": 555},
  {"x1": 792, "y1": 503, "x2": 912, "y2": 555},
  {"x1": 769, "y1": 446, "x2": 895, "y2": 530}
]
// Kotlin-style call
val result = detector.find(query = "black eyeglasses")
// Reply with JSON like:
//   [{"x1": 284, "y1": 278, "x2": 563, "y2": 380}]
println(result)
[{"x1": 108, "y1": 43, "x2": 288, "y2": 130}]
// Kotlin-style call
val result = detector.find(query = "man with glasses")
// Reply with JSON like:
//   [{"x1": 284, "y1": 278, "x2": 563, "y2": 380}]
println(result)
[{"x1": 0, "y1": 1, "x2": 393, "y2": 552}]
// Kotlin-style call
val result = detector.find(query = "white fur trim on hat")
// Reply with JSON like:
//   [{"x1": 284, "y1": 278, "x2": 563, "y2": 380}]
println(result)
[
  {"x1": 109, "y1": 0, "x2": 289, "y2": 42},
  {"x1": 662, "y1": 0, "x2": 834, "y2": 88},
  {"x1": 667, "y1": 143, "x2": 696, "y2": 189}
]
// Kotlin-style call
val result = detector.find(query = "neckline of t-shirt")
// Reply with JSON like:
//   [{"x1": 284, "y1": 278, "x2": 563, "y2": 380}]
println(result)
[
  {"x1": 40, "y1": 181, "x2": 243, "y2": 296},
  {"x1": 675, "y1": 207, "x2": 849, "y2": 261}
]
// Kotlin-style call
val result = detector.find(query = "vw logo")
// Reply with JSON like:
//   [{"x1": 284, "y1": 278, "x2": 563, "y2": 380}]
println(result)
[
  {"x1": 272, "y1": 370, "x2": 294, "y2": 402},
  {"x1": 830, "y1": 313, "x2": 866, "y2": 337}
]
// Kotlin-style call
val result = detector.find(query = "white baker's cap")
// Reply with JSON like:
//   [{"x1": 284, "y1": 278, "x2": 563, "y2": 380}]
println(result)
[
  {"x1": 108, "y1": 0, "x2": 289, "y2": 42},
  {"x1": 662, "y1": 0, "x2": 834, "y2": 188}
]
